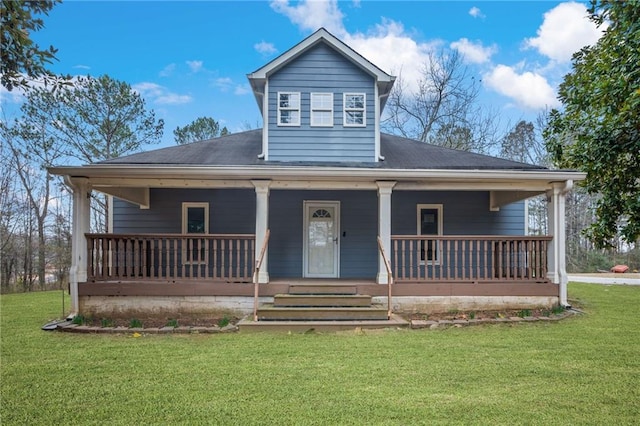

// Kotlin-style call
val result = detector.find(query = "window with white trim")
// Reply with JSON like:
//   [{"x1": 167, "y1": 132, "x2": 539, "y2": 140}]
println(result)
[
  {"x1": 417, "y1": 204, "x2": 443, "y2": 263},
  {"x1": 182, "y1": 202, "x2": 209, "y2": 264},
  {"x1": 277, "y1": 92, "x2": 300, "y2": 126},
  {"x1": 310, "y1": 93, "x2": 333, "y2": 127},
  {"x1": 343, "y1": 93, "x2": 365, "y2": 127}
]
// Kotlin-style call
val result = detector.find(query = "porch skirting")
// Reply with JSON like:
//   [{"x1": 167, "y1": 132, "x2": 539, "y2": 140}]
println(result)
[
  {"x1": 374, "y1": 296, "x2": 558, "y2": 314},
  {"x1": 78, "y1": 280, "x2": 559, "y2": 317}
]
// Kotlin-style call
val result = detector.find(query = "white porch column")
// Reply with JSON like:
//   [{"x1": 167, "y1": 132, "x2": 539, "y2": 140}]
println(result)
[
  {"x1": 376, "y1": 181, "x2": 396, "y2": 284},
  {"x1": 252, "y1": 180, "x2": 270, "y2": 283},
  {"x1": 547, "y1": 180, "x2": 572, "y2": 306},
  {"x1": 66, "y1": 177, "x2": 91, "y2": 315}
]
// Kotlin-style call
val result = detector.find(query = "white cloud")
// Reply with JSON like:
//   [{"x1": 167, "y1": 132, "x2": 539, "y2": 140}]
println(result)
[
  {"x1": 483, "y1": 65, "x2": 560, "y2": 110},
  {"x1": 234, "y1": 84, "x2": 252, "y2": 95},
  {"x1": 186, "y1": 60, "x2": 203, "y2": 73},
  {"x1": 159, "y1": 63, "x2": 176, "y2": 77},
  {"x1": 450, "y1": 38, "x2": 497, "y2": 64},
  {"x1": 254, "y1": 41, "x2": 278, "y2": 56},
  {"x1": 214, "y1": 77, "x2": 233, "y2": 91},
  {"x1": 270, "y1": 0, "x2": 346, "y2": 37},
  {"x1": 525, "y1": 2, "x2": 604, "y2": 63},
  {"x1": 469, "y1": 7, "x2": 485, "y2": 19},
  {"x1": 73, "y1": 64, "x2": 91, "y2": 70},
  {"x1": 133, "y1": 82, "x2": 192, "y2": 105},
  {"x1": 343, "y1": 19, "x2": 440, "y2": 93}
]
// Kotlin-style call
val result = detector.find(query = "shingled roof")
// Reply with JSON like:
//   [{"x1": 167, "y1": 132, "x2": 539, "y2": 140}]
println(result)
[{"x1": 100, "y1": 129, "x2": 546, "y2": 171}]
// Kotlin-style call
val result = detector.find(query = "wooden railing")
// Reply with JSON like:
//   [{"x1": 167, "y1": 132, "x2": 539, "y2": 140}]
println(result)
[
  {"x1": 377, "y1": 236, "x2": 394, "y2": 319},
  {"x1": 391, "y1": 235, "x2": 552, "y2": 282},
  {"x1": 86, "y1": 233, "x2": 256, "y2": 282},
  {"x1": 253, "y1": 229, "x2": 270, "y2": 321}
]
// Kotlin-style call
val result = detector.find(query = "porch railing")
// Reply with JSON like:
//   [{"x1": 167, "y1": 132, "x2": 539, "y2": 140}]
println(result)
[
  {"x1": 86, "y1": 233, "x2": 256, "y2": 282},
  {"x1": 391, "y1": 235, "x2": 552, "y2": 282}
]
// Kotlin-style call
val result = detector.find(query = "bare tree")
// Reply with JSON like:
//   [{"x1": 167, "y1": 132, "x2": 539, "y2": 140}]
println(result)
[{"x1": 383, "y1": 50, "x2": 500, "y2": 154}]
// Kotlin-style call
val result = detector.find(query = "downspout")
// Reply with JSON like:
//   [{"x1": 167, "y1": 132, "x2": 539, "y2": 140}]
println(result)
[
  {"x1": 257, "y1": 80, "x2": 268, "y2": 160},
  {"x1": 376, "y1": 85, "x2": 390, "y2": 162},
  {"x1": 558, "y1": 179, "x2": 573, "y2": 308}
]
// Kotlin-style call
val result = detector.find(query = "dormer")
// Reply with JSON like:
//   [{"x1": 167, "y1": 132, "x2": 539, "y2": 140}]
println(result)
[{"x1": 247, "y1": 28, "x2": 395, "y2": 163}]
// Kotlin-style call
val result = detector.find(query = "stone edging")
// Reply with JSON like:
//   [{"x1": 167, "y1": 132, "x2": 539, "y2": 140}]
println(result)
[
  {"x1": 57, "y1": 323, "x2": 239, "y2": 334},
  {"x1": 410, "y1": 309, "x2": 579, "y2": 330}
]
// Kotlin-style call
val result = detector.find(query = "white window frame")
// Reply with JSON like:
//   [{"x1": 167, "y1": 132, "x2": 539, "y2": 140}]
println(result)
[
  {"x1": 417, "y1": 204, "x2": 443, "y2": 265},
  {"x1": 343, "y1": 93, "x2": 366, "y2": 127},
  {"x1": 310, "y1": 92, "x2": 333, "y2": 127},
  {"x1": 182, "y1": 202, "x2": 209, "y2": 265},
  {"x1": 277, "y1": 92, "x2": 301, "y2": 126}
]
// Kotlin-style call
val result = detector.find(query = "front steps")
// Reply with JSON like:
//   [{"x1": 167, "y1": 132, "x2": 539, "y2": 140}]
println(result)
[{"x1": 238, "y1": 282, "x2": 409, "y2": 332}]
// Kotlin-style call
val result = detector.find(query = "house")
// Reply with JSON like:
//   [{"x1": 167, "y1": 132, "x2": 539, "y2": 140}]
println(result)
[{"x1": 51, "y1": 28, "x2": 584, "y2": 323}]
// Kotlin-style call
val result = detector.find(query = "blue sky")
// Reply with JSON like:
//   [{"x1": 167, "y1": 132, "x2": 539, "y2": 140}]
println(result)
[{"x1": 2, "y1": 0, "x2": 604, "y2": 148}]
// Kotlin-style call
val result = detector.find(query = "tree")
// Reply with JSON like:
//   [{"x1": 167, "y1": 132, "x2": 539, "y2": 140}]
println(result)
[
  {"x1": 2, "y1": 97, "x2": 66, "y2": 289},
  {"x1": 1, "y1": 0, "x2": 65, "y2": 91},
  {"x1": 545, "y1": 1, "x2": 640, "y2": 248},
  {"x1": 383, "y1": 49, "x2": 500, "y2": 153},
  {"x1": 174, "y1": 116, "x2": 229, "y2": 145},
  {"x1": 21, "y1": 76, "x2": 164, "y2": 232}
]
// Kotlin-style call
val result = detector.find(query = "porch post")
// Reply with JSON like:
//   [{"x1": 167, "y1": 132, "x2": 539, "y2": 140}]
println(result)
[
  {"x1": 252, "y1": 180, "x2": 270, "y2": 283},
  {"x1": 376, "y1": 181, "x2": 396, "y2": 284},
  {"x1": 66, "y1": 177, "x2": 91, "y2": 316},
  {"x1": 547, "y1": 181, "x2": 572, "y2": 306}
]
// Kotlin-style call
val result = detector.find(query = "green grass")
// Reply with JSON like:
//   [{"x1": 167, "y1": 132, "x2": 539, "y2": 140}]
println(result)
[{"x1": 1, "y1": 284, "x2": 639, "y2": 425}]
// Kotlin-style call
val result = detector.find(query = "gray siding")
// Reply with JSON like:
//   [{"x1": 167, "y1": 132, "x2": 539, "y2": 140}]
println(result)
[
  {"x1": 392, "y1": 191, "x2": 525, "y2": 236},
  {"x1": 268, "y1": 190, "x2": 379, "y2": 278},
  {"x1": 113, "y1": 188, "x2": 255, "y2": 234},
  {"x1": 267, "y1": 43, "x2": 376, "y2": 162},
  {"x1": 112, "y1": 189, "x2": 525, "y2": 279}
]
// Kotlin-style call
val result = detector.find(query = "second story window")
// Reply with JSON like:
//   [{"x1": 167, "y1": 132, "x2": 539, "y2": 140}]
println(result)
[
  {"x1": 344, "y1": 93, "x2": 365, "y2": 127},
  {"x1": 310, "y1": 93, "x2": 333, "y2": 127},
  {"x1": 278, "y1": 92, "x2": 300, "y2": 126}
]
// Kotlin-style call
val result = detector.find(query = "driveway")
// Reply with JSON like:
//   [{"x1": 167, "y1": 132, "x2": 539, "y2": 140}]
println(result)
[{"x1": 568, "y1": 273, "x2": 640, "y2": 286}]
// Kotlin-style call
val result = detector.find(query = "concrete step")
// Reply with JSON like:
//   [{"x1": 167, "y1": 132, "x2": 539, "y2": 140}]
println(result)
[
  {"x1": 238, "y1": 314, "x2": 409, "y2": 333},
  {"x1": 288, "y1": 285, "x2": 358, "y2": 295},
  {"x1": 256, "y1": 304, "x2": 389, "y2": 321},
  {"x1": 273, "y1": 294, "x2": 372, "y2": 307}
]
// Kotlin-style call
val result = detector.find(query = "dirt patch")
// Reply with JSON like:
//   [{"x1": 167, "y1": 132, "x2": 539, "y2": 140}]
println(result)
[
  {"x1": 76, "y1": 315, "x2": 239, "y2": 329},
  {"x1": 407, "y1": 307, "x2": 563, "y2": 321}
]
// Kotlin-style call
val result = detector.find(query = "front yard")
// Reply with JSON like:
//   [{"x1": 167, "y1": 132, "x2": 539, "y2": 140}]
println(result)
[{"x1": 1, "y1": 283, "x2": 638, "y2": 425}]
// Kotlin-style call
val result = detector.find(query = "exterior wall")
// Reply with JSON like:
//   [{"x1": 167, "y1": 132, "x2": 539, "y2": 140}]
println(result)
[
  {"x1": 267, "y1": 43, "x2": 376, "y2": 162},
  {"x1": 392, "y1": 191, "x2": 525, "y2": 235},
  {"x1": 113, "y1": 188, "x2": 255, "y2": 234},
  {"x1": 374, "y1": 296, "x2": 558, "y2": 314},
  {"x1": 268, "y1": 190, "x2": 379, "y2": 278},
  {"x1": 111, "y1": 189, "x2": 525, "y2": 279}
]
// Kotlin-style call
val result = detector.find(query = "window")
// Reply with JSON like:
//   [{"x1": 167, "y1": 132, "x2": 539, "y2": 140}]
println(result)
[
  {"x1": 182, "y1": 203, "x2": 209, "y2": 264},
  {"x1": 343, "y1": 93, "x2": 365, "y2": 127},
  {"x1": 277, "y1": 92, "x2": 300, "y2": 126},
  {"x1": 311, "y1": 93, "x2": 333, "y2": 127},
  {"x1": 417, "y1": 204, "x2": 443, "y2": 263}
]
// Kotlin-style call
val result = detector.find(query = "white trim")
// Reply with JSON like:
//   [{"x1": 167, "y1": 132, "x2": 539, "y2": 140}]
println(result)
[
  {"x1": 343, "y1": 93, "x2": 366, "y2": 127},
  {"x1": 303, "y1": 201, "x2": 340, "y2": 278},
  {"x1": 310, "y1": 92, "x2": 333, "y2": 127},
  {"x1": 50, "y1": 165, "x2": 586, "y2": 184},
  {"x1": 374, "y1": 84, "x2": 380, "y2": 161},
  {"x1": 417, "y1": 204, "x2": 443, "y2": 265},
  {"x1": 248, "y1": 28, "x2": 394, "y2": 84},
  {"x1": 277, "y1": 92, "x2": 300, "y2": 126}
]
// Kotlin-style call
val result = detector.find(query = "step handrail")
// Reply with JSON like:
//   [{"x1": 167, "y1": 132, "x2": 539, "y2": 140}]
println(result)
[
  {"x1": 377, "y1": 236, "x2": 394, "y2": 319},
  {"x1": 253, "y1": 229, "x2": 270, "y2": 321}
]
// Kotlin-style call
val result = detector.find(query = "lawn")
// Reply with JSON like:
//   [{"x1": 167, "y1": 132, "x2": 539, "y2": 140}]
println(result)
[{"x1": 1, "y1": 283, "x2": 639, "y2": 425}]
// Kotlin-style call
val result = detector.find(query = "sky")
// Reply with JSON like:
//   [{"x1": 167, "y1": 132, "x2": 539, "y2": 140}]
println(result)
[{"x1": 1, "y1": 0, "x2": 605, "y2": 149}]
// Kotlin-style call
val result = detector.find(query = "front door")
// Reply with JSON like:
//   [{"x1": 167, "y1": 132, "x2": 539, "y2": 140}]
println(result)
[{"x1": 303, "y1": 201, "x2": 340, "y2": 278}]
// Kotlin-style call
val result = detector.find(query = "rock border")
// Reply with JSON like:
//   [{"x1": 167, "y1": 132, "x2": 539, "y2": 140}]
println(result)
[{"x1": 56, "y1": 322, "x2": 239, "y2": 334}]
